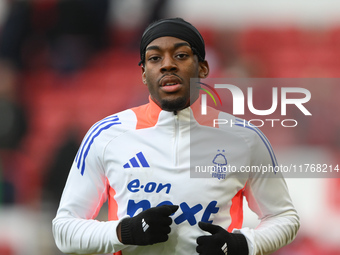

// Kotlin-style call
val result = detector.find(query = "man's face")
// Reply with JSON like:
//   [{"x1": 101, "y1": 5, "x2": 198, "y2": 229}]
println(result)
[{"x1": 142, "y1": 36, "x2": 209, "y2": 112}]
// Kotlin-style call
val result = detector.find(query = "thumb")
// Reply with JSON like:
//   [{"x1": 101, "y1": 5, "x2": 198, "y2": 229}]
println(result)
[
  {"x1": 168, "y1": 205, "x2": 179, "y2": 214},
  {"x1": 157, "y1": 204, "x2": 179, "y2": 216},
  {"x1": 198, "y1": 221, "x2": 223, "y2": 235}
]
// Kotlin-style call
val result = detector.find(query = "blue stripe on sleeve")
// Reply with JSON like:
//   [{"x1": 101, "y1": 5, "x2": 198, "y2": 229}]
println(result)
[
  {"x1": 76, "y1": 115, "x2": 121, "y2": 175},
  {"x1": 235, "y1": 119, "x2": 278, "y2": 168},
  {"x1": 76, "y1": 115, "x2": 119, "y2": 162}
]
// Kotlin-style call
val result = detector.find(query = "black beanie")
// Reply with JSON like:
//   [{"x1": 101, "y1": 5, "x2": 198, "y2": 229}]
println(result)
[{"x1": 139, "y1": 18, "x2": 205, "y2": 65}]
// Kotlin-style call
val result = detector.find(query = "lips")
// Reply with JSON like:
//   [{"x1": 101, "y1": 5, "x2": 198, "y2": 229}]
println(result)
[
  {"x1": 159, "y1": 75, "x2": 183, "y2": 93},
  {"x1": 160, "y1": 75, "x2": 182, "y2": 86}
]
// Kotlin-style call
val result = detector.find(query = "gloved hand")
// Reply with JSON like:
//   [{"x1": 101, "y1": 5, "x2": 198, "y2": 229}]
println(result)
[
  {"x1": 119, "y1": 205, "x2": 179, "y2": 245},
  {"x1": 196, "y1": 221, "x2": 249, "y2": 255}
]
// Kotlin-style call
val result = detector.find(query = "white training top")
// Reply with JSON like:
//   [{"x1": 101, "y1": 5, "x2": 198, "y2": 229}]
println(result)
[{"x1": 52, "y1": 98, "x2": 299, "y2": 255}]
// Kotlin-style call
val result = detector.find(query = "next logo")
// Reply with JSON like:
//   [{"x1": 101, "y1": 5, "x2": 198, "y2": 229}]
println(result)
[{"x1": 126, "y1": 179, "x2": 220, "y2": 226}]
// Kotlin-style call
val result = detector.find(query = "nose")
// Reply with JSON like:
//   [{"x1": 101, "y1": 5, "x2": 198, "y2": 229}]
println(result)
[{"x1": 160, "y1": 54, "x2": 178, "y2": 73}]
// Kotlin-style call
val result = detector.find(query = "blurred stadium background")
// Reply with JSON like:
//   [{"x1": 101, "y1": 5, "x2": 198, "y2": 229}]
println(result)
[{"x1": 0, "y1": 0, "x2": 339, "y2": 254}]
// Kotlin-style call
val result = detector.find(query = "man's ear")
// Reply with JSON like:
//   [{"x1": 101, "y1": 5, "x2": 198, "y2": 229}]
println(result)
[
  {"x1": 198, "y1": 60, "x2": 209, "y2": 78},
  {"x1": 141, "y1": 65, "x2": 147, "y2": 84}
]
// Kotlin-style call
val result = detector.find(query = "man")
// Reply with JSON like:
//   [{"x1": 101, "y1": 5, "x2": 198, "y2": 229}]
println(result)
[{"x1": 52, "y1": 18, "x2": 299, "y2": 255}]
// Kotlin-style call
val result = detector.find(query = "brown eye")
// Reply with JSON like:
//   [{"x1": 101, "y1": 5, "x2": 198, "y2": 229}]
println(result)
[
  {"x1": 148, "y1": 56, "x2": 161, "y2": 62},
  {"x1": 176, "y1": 53, "x2": 189, "y2": 60}
]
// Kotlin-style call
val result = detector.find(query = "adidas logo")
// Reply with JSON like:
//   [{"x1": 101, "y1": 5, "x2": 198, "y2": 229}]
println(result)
[
  {"x1": 221, "y1": 243, "x2": 228, "y2": 254},
  {"x1": 123, "y1": 152, "x2": 150, "y2": 168},
  {"x1": 142, "y1": 218, "x2": 149, "y2": 232}
]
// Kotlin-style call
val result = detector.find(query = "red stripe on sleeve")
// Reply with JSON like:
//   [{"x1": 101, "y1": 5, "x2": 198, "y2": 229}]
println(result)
[
  {"x1": 227, "y1": 187, "x2": 245, "y2": 232},
  {"x1": 108, "y1": 180, "x2": 119, "y2": 221}
]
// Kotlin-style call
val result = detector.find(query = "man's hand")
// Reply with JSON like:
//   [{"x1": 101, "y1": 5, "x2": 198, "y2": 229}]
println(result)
[
  {"x1": 196, "y1": 221, "x2": 249, "y2": 255},
  {"x1": 118, "y1": 205, "x2": 179, "y2": 246}
]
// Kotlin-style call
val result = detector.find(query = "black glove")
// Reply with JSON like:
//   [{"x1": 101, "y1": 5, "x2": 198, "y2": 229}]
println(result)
[
  {"x1": 120, "y1": 205, "x2": 179, "y2": 245},
  {"x1": 196, "y1": 221, "x2": 249, "y2": 255}
]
